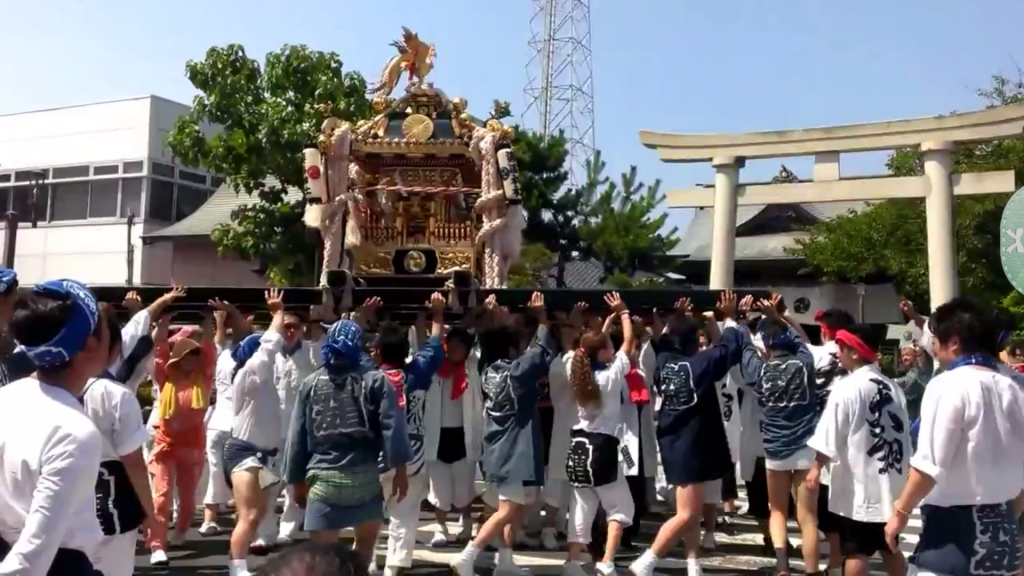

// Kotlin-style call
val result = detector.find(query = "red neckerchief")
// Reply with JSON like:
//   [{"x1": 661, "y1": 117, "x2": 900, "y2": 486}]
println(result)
[
  {"x1": 438, "y1": 358, "x2": 467, "y2": 400},
  {"x1": 625, "y1": 358, "x2": 650, "y2": 405},
  {"x1": 381, "y1": 366, "x2": 406, "y2": 409}
]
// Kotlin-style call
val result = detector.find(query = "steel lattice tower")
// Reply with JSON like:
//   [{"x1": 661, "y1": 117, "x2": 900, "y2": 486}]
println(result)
[{"x1": 523, "y1": 0, "x2": 595, "y2": 188}]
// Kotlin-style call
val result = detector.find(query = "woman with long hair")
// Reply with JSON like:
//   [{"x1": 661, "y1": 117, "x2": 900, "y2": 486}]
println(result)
[{"x1": 563, "y1": 292, "x2": 635, "y2": 576}]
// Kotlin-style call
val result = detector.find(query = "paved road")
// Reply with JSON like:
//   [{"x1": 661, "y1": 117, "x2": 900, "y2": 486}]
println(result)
[{"x1": 132, "y1": 489, "x2": 924, "y2": 575}]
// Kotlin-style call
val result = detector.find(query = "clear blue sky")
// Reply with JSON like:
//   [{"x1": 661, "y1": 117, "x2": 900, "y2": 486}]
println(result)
[{"x1": 1, "y1": 0, "x2": 1021, "y2": 234}]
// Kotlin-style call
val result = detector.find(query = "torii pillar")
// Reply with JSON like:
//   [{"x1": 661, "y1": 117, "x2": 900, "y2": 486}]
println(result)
[{"x1": 639, "y1": 103, "x2": 1024, "y2": 309}]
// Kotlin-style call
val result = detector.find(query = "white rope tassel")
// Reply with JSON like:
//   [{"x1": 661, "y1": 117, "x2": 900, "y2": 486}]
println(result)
[
  {"x1": 320, "y1": 126, "x2": 352, "y2": 286},
  {"x1": 471, "y1": 128, "x2": 506, "y2": 288}
]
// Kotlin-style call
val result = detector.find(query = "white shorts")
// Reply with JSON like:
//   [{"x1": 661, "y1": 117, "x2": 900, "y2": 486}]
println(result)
[
  {"x1": 428, "y1": 459, "x2": 477, "y2": 511},
  {"x1": 765, "y1": 446, "x2": 815, "y2": 472},
  {"x1": 568, "y1": 477, "x2": 635, "y2": 545},
  {"x1": 232, "y1": 456, "x2": 281, "y2": 489},
  {"x1": 701, "y1": 479, "x2": 722, "y2": 505},
  {"x1": 482, "y1": 483, "x2": 537, "y2": 507}
]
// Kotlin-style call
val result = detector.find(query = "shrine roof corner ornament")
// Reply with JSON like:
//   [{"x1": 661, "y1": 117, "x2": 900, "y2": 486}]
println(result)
[{"x1": 638, "y1": 101, "x2": 1024, "y2": 162}]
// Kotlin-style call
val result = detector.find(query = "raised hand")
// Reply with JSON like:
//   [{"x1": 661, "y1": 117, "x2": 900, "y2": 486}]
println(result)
[
  {"x1": 674, "y1": 298, "x2": 692, "y2": 316},
  {"x1": 718, "y1": 290, "x2": 738, "y2": 319},
  {"x1": 527, "y1": 292, "x2": 545, "y2": 319},
  {"x1": 165, "y1": 284, "x2": 186, "y2": 300},
  {"x1": 428, "y1": 292, "x2": 446, "y2": 313},
  {"x1": 569, "y1": 302, "x2": 588, "y2": 326},
  {"x1": 758, "y1": 297, "x2": 780, "y2": 320},
  {"x1": 123, "y1": 290, "x2": 142, "y2": 312},
  {"x1": 604, "y1": 292, "x2": 627, "y2": 314},
  {"x1": 265, "y1": 288, "x2": 285, "y2": 313},
  {"x1": 738, "y1": 294, "x2": 755, "y2": 313},
  {"x1": 357, "y1": 296, "x2": 383, "y2": 322}
]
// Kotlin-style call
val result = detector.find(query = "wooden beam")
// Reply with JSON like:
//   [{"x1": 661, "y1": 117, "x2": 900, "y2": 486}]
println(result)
[
  {"x1": 640, "y1": 102, "x2": 1024, "y2": 162},
  {"x1": 666, "y1": 170, "x2": 1015, "y2": 208}
]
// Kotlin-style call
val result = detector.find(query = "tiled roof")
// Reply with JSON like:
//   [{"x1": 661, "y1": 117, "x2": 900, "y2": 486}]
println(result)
[
  {"x1": 144, "y1": 177, "x2": 304, "y2": 240},
  {"x1": 670, "y1": 200, "x2": 872, "y2": 259},
  {"x1": 543, "y1": 258, "x2": 606, "y2": 288}
]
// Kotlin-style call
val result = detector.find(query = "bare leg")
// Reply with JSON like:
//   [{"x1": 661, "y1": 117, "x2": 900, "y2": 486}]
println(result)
[
  {"x1": 791, "y1": 469, "x2": 819, "y2": 574},
  {"x1": 474, "y1": 499, "x2": 523, "y2": 550},
  {"x1": 309, "y1": 529, "x2": 340, "y2": 545},
  {"x1": 354, "y1": 520, "x2": 383, "y2": 567},
  {"x1": 765, "y1": 470, "x2": 794, "y2": 574},
  {"x1": 601, "y1": 520, "x2": 623, "y2": 565},
  {"x1": 650, "y1": 483, "x2": 703, "y2": 559},
  {"x1": 228, "y1": 471, "x2": 268, "y2": 560},
  {"x1": 878, "y1": 549, "x2": 907, "y2": 576}
]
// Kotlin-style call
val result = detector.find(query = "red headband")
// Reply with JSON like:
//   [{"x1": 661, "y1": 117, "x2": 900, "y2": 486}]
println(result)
[
  {"x1": 834, "y1": 329, "x2": 877, "y2": 363},
  {"x1": 814, "y1": 310, "x2": 835, "y2": 340}
]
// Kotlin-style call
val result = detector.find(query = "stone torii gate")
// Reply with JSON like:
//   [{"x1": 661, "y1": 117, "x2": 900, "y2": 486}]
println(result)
[{"x1": 640, "y1": 103, "x2": 1024, "y2": 309}]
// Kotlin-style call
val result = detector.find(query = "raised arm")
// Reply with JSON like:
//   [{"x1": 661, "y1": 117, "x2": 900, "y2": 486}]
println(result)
[
  {"x1": 509, "y1": 293, "x2": 562, "y2": 396},
  {"x1": 152, "y1": 314, "x2": 172, "y2": 386},
  {"x1": 698, "y1": 292, "x2": 749, "y2": 382},
  {"x1": 144, "y1": 284, "x2": 186, "y2": 323},
  {"x1": 406, "y1": 293, "x2": 447, "y2": 391}
]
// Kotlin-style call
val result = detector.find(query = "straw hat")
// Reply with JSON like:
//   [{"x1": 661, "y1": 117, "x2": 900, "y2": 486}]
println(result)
[{"x1": 166, "y1": 336, "x2": 201, "y2": 372}]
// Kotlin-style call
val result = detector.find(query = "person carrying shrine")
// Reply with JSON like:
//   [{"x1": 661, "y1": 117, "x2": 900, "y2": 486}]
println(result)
[
  {"x1": 0, "y1": 279, "x2": 110, "y2": 575},
  {"x1": 451, "y1": 293, "x2": 562, "y2": 576},
  {"x1": 806, "y1": 324, "x2": 910, "y2": 576},
  {"x1": 282, "y1": 318, "x2": 411, "y2": 568},
  {"x1": 0, "y1": 269, "x2": 33, "y2": 388},
  {"x1": 884, "y1": 297, "x2": 1024, "y2": 576},
  {"x1": 80, "y1": 314, "x2": 154, "y2": 576},
  {"x1": 628, "y1": 291, "x2": 746, "y2": 576}
]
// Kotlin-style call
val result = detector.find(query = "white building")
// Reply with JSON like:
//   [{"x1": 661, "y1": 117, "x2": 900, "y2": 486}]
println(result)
[{"x1": 0, "y1": 96, "x2": 262, "y2": 286}]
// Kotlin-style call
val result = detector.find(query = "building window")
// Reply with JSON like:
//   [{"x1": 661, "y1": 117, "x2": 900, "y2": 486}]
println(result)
[
  {"x1": 51, "y1": 182, "x2": 89, "y2": 221},
  {"x1": 93, "y1": 165, "x2": 119, "y2": 176},
  {"x1": 123, "y1": 161, "x2": 144, "y2": 174},
  {"x1": 51, "y1": 165, "x2": 90, "y2": 180},
  {"x1": 151, "y1": 162, "x2": 175, "y2": 179},
  {"x1": 120, "y1": 179, "x2": 142, "y2": 219},
  {"x1": 174, "y1": 185, "x2": 209, "y2": 222},
  {"x1": 0, "y1": 189, "x2": 8, "y2": 212},
  {"x1": 178, "y1": 170, "x2": 207, "y2": 186},
  {"x1": 148, "y1": 179, "x2": 174, "y2": 221},
  {"x1": 14, "y1": 169, "x2": 48, "y2": 183},
  {"x1": 11, "y1": 185, "x2": 49, "y2": 223},
  {"x1": 89, "y1": 180, "x2": 119, "y2": 218},
  {"x1": 0, "y1": 174, "x2": 10, "y2": 184}
]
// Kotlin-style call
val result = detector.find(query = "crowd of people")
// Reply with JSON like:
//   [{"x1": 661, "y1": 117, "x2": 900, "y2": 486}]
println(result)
[{"x1": 0, "y1": 267, "x2": 1021, "y2": 576}]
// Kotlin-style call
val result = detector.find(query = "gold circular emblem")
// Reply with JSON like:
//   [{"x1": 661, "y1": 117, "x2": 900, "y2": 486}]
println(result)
[
  {"x1": 401, "y1": 114, "x2": 434, "y2": 140},
  {"x1": 404, "y1": 250, "x2": 427, "y2": 273}
]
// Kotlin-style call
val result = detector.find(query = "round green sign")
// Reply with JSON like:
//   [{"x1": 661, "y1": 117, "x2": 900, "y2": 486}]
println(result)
[{"x1": 1000, "y1": 188, "x2": 1024, "y2": 294}]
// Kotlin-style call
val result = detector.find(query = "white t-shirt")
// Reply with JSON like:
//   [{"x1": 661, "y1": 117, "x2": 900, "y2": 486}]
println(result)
[
  {"x1": 911, "y1": 365, "x2": 1024, "y2": 507},
  {"x1": 0, "y1": 378, "x2": 104, "y2": 574},
  {"x1": 274, "y1": 338, "x2": 323, "y2": 438},
  {"x1": 81, "y1": 377, "x2": 149, "y2": 462},
  {"x1": 207, "y1": 349, "x2": 238, "y2": 433},
  {"x1": 574, "y1": 350, "x2": 631, "y2": 437},
  {"x1": 231, "y1": 332, "x2": 286, "y2": 450},
  {"x1": 807, "y1": 364, "x2": 910, "y2": 523}
]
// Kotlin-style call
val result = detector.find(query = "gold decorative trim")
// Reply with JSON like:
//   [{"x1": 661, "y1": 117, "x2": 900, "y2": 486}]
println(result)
[
  {"x1": 401, "y1": 114, "x2": 435, "y2": 140},
  {"x1": 437, "y1": 249, "x2": 473, "y2": 273},
  {"x1": 357, "y1": 250, "x2": 394, "y2": 275},
  {"x1": 352, "y1": 141, "x2": 471, "y2": 155}
]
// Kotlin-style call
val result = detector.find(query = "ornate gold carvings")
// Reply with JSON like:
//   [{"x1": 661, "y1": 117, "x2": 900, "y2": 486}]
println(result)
[
  {"x1": 357, "y1": 250, "x2": 394, "y2": 275},
  {"x1": 379, "y1": 167, "x2": 463, "y2": 188},
  {"x1": 401, "y1": 114, "x2": 434, "y2": 140},
  {"x1": 437, "y1": 249, "x2": 472, "y2": 273}
]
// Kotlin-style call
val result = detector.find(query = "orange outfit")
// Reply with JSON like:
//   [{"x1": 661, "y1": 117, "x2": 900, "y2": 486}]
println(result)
[{"x1": 146, "y1": 337, "x2": 215, "y2": 551}]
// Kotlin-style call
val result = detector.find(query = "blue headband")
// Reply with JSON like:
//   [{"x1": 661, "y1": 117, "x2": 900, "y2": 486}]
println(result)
[
  {"x1": 0, "y1": 269, "x2": 16, "y2": 293},
  {"x1": 322, "y1": 319, "x2": 364, "y2": 367},
  {"x1": 757, "y1": 318, "x2": 796, "y2": 350},
  {"x1": 231, "y1": 333, "x2": 262, "y2": 366},
  {"x1": 20, "y1": 279, "x2": 99, "y2": 369}
]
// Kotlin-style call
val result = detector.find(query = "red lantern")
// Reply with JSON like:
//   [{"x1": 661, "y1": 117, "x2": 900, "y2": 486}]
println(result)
[{"x1": 306, "y1": 165, "x2": 321, "y2": 180}]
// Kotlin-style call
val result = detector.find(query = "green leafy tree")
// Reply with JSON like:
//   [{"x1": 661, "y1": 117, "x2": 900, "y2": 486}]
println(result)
[
  {"x1": 167, "y1": 44, "x2": 371, "y2": 285},
  {"x1": 507, "y1": 243, "x2": 557, "y2": 288},
  {"x1": 792, "y1": 74, "x2": 1024, "y2": 309},
  {"x1": 578, "y1": 151, "x2": 679, "y2": 277}
]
